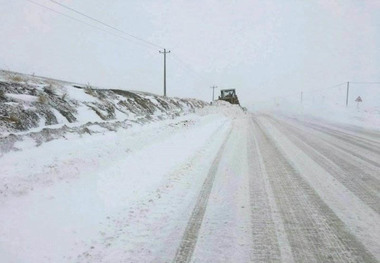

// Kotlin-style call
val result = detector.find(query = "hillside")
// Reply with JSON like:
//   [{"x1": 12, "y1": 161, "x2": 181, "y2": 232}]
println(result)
[{"x1": 0, "y1": 70, "x2": 207, "y2": 154}]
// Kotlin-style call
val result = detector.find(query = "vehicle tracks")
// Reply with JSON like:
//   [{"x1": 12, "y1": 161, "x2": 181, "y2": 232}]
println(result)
[
  {"x1": 264, "y1": 116, "x2": 380, "y2": 214},
  {"x1": 297, "y1": 120, "x2": 380, "y2": 155},
  {"x1": 247, "y1": 119, "x2": 286, "y2": 262},
  {"x1": 286, "y1": 117, "x2": 380, "y2": 169},
  {"x1": 252, "y1": 117, "x2": 377, "y2": 262},
  {"x1": 172, "y1": 127, "x2": 233, "y2": 263}
]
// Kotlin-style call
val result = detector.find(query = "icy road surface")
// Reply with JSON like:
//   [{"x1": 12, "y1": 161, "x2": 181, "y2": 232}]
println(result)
[{"x1": 0, "y1": 108, "x2": 379, "y2": 262}]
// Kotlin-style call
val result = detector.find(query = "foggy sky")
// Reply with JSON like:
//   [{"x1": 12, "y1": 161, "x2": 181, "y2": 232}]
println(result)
[{"x1": 1, "y1": 0, "x2": 379, "y2": 107}]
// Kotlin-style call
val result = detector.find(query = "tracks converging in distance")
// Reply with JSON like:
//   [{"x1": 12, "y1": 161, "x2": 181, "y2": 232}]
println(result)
[
  {"x1": 252, "y1": 117, "x2": 377, "y2": 262},
  {"x1": 172, "y1": 114, "x2": 379, "y2": 262}
]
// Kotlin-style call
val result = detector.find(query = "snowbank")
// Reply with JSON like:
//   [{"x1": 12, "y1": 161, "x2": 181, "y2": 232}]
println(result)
[
  {"x1": 197, "y1": 100, "x2": 245, "y2": 119},
  {"x1": 0, "y1": 70, "x2": 207, "y2": 134},
  {"x1": 0, "y1": 70, "x2": 208, "y2": 154}
]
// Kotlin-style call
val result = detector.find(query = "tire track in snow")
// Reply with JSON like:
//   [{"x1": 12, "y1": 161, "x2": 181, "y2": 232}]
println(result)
[
  {"x1": 316, "y1": 138, "x2": 380, "y2": 169},
  {"x1": 247, "y1": 119, "x2": 290, "y2": 262},
  {"x1": 300, "y1": 121, "x2": 380, "y2": 155},
  {"x1": 172, "y1": 127, "x2": 233, "y2": 263},
  {"x1": 252, "y1": 117, "x2": 377, "y2": 263},
  {"x1": 265, "y1": 116, "x2": 380, "y2": 213},
  {"x1": 189, "y1": 118, "x2": 252, "y2": 262},
  {"x1": 285, "y1": 116, "x2": 380, "y2": 146},
  {"x1": 77, "y1": 120, "x2": 231, "y2": 263},
  {"x1": 274, "y1": 115, "x2": 380, "y2": 170},
  {"x1": 321, "y1": 122, "x2": 380, "y2": 141}
]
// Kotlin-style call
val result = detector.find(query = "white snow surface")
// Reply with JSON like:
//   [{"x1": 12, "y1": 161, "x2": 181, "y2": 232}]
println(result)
[
  {"x1": 0, "y1": 104, "x2": 244, "y2": 262},
  {"x1": 0, "y1": 102, "x2": 379, "y2": 262},
  {"x1": 259, "y1": 117, "x2": 380, "y2": 258},
  {"x1": 5, "y1": 93, "x2": 38, "y2": 102}
]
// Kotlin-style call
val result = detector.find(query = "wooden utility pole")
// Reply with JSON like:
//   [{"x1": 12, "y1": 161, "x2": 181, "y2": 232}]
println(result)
[
  {"x1": 346, "y1": 81, "x2": 350, "y2": 107},
  {"x1": 211, "y1": 86, "x2": 218, "y2": 101},
  {"x1": 159, "y1": 48, "x2": 171, "y2": 97}
]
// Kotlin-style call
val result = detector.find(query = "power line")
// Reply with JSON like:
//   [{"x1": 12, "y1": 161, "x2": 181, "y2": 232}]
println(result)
[
  {"x1": 253, "y1": 80, "x2": 379, "y2": 107},
  {"x1": 350, "y1": 82, "x2": 380, "y2": 85},
  {"x1": 253, "y1": 82, "x2": 347, "y2": 105},
  {"x1": 307, "y1": 82, "x2": 346, "y2": 94},
  {"x1": 25, "y1": 1, "x2": 212, "y2": 88},
  {"x1": 24, "y1": 0, "x2": 156, "y2": 50},
  {"x1": 49, "y1": 0, "x2": 164, "y2": 50},
  {"x1": 170, "y1": 54, "x2": 209, "y2": 83},
  {"x1": 281, "y1": 82, "x2": 345, "y2": 100},
  {"x1": 26, "y1": 0, "x2": 211, "y2": 99}
]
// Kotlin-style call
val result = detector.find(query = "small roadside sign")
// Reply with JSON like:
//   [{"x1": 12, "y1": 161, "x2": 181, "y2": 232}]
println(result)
[{"x1": 355, "y1": 96, "x2": 362, "y2": 102}]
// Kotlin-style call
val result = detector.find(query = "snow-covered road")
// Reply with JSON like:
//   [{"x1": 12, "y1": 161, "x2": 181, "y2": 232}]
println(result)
[
  {"x1": 0, "y1": 107, "x2": 379, "y2": 262},
  {"x1": 249, "y1": 115, "x2": 379, "y2": 262}
]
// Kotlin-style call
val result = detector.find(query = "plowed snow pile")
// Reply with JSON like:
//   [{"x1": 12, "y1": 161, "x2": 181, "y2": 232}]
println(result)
[{"x1": 198, "y1": 100, "x2": 245, "y2": 118}]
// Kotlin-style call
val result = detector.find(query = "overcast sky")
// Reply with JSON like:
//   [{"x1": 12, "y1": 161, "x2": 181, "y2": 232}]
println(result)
[{"x1": 1, "y1": 0, "x2": 379, "y2": 106}]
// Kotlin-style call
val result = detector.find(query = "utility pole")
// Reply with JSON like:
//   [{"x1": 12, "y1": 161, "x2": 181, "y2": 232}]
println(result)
[
  {"x1": 346, "y1": 81, "x2": 350, "y2": 107},
  {"x1": 159, "y1": 48, "x2": 170, "y2": 97},
  {"x1": 210, "y1": 85, "x2": 218, "y2": 102}
]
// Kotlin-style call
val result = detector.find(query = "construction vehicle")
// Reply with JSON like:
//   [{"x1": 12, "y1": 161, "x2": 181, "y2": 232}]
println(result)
[{"x1": 218, "y1": 89, "x2": 240, "y2": 105}]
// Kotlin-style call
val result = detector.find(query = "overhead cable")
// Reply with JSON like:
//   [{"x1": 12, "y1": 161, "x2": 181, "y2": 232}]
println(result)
[
  {"x1": 25, "y1": 0, "x2": 156, "y2": 50},
  {"x1": 49, "y1": 0, "x2": 164, "y2": 49}
]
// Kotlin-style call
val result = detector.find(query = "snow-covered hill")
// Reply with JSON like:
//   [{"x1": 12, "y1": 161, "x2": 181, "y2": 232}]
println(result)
[{"x1": 0, "y1": 70, "x2": 207, "y2": 154}]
